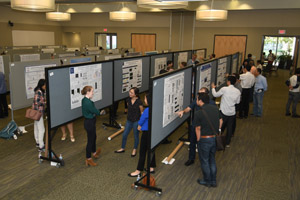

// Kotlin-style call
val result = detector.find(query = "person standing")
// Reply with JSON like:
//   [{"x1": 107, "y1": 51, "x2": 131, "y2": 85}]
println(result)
[
  {"x1": 187, "y1": 54, "x2": 199, "y2": 67},
  {"x1": 115, "y1": 87, "x2": 143, "y2": 156},
  {"x1": 252, "y1": 68, "x2": 268, "y2": 117},
  {"x1": 194, "y1": 93, "x2": 222, "y2": 187},
  {"x1": 0, "y1": 72, "x2": 8, "y2": 118},
  {"x1": 239, "y1": 66, "x2": 255, "y2": 119},
  {"x1": 212, "y1": 76, "x2": 241, "y2": 148},
  {"x1": 33, "y1": 79, "x2": 46, "y2": 152},
  {"x1": 267, "y1": 50, "x2": 276, "y2": 65},
  {"x1": 286, "y1": 68, "x2": 300, "y2": 118},
  {"x1": 60, "y1": 123, "x2": 75, "y2": 142},
  {"x1": 81, "y1": 86, "x2": 101, "y2": 166}
]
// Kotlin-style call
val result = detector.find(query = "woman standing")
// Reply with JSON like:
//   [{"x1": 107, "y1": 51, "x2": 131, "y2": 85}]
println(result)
[
  {"x1": 115, "y1": 87, "x2": 143, "y2": 157},
  {"x1": 33, "y1": 79, "x2": 46, "y2": 152},
  {"x1": 128, "y1": 93, "x2": 156, "y2": 177},
  {"x1": 81, "y1": 86, "x2": 101, "y2": 166}
]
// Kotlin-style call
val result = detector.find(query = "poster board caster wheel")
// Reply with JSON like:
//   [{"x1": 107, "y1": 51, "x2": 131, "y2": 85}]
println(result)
[
  {"x1": 156, "y1": 191, "x2": 162, "y2": 197},
  {"x1": 134, "y1": 185, "x2": 138, "y2": 190},
  {"x1": 56, "y1": 163, "x2": 61, "y2": 168},
  {"x1": 38, "y1": 159, "x2": 43, "y2": 164}
]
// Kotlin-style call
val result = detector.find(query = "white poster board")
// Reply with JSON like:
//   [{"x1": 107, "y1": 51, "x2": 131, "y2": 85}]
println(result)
[
  {"x1": 20, "y1": 54, "x2": 40, "y2": 62},
  {"x1": 196, "y1": 50, "x2": 205, "y2": 60},
  {"x1": 178, "y1": 52, "x2": 188, "y2": 67},
  {"x1": 122, "y1": 59, "x2": 142, "y2": 93},
  {"x1": 217, "y1": 57, "x2": 227, "y2": 87},
  {"x1": 25, "y1": 64, "x2": 56, "y2": 99},
  {"x1": 154, "y1": 57, "x2": 167, "y2": 75},
  {"x1": 69, "y1": 64, "x2": 102, "y2": 109},
  {"x1": 199, "y1": 63, "x2": 212, "y2": 89},
  {"x1": 163, "y1": 72, "x2": 184, "y2": 128},
  {"x1": 0, "y1": 56, "x2": 4, "y2": 74}
]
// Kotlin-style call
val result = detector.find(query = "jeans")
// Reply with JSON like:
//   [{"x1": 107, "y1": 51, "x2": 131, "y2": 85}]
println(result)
[
  {"x1": 286, "y1": 91, "x2": 300, "y2": 115},
  {"x1": 253, "y1": 91, "x2": 264, "y2": 116},
  {"x1": 34, "y1": 115, "x2": 45, "y2": 149},
  {"x1": 197, "y1": 138, "x2": 217, "y2": 185},
  {"x1": 189, "y1": 125, "x2": 197, "y2": 160},
  {"x1": 121, "y1": 120, "x2": 139, "y2": 149},
  {"x1": 84, "y1": 118, "x2": 97, "y2": 158}
]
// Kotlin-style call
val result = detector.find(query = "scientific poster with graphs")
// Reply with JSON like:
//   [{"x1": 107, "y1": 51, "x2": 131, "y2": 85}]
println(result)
[
  {"x1": 122, "y1": 59, "x2": 142, "y2": 93},
  {"x1": 217, "y1": 57, "x2": 227, "y2": 87},
  {"x1": 154, "y1": 57, "x2": 167, "y2": 75},
  {"x1": 199, "y1": 63, "x2": 212, "y2": 89}
]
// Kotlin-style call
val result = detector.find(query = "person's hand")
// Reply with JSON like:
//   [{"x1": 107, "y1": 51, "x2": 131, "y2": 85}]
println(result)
[
  {"x1": 289, "y1": 85, "x2": 293, "y2": 90},
  {"x1": 225, "y1": 73, "x2": 229, "y2": 77},
  {"x1": 137, "y1": 125, "x2": 141, "y2": 131},
  {"x1": 176, "y1": 111, "x2": 184, "y2": 118},
  {"x1": 211, "y1": 83, "x2": 216, "y2": 88}
]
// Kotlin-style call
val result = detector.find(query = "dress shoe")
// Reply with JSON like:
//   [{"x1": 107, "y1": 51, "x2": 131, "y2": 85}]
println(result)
[
  {"x1": 184, "y1": 160, "x2": 194, "y2": 166},
  {"x1": 197, "y1": 179, "x2": 210, "y2": 187},
  {"x1": 61, "y1": 135, "x2": 66, "y2": 141},
  {"x1": 93, "y1": 148, "x2": 101, "y2": 158},
  {"x1": 70, "y1": 136, "x2": 75, "y2": 142},
  {"x1": 210, "y1": 183, "x2": 217, "y2": 187},
  {"x1": 86, "y1": 158, "x2": 97, "y2": 166},
  {"x1": 131, "y1": 149, "x2": 137, "y2": 157},
  {"x1": 128, "y1": 172, "x2": 141, "y2": 177},
  {"x1": 114, "y1": 149, "x2": 125, "y2": 153},
  {"x1": 292, "y1": 114, "x2": 300, "y2": 118},
  {"x1": 286, "y1": 113, "x2": 291, "y2": 116}
]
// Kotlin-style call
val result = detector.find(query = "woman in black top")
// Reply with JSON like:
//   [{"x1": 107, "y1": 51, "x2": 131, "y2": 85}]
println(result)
[{"x1": 115, "y1": 87, "x2": 143, "y2": 157}]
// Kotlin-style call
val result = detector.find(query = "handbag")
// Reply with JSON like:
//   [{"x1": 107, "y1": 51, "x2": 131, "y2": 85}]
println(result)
[
  {"x1": 201, "y1": 109, "x2": 226, "y2": 151},
  {"x1": 25, "y1": 108, "x2": 42, "y2": 121}
]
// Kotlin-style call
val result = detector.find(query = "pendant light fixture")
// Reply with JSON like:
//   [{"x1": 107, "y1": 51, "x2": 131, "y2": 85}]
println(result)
[
  {"x1": 109, "y1": 3, "x2": 136, "y2": 22},
  {"x1": 137, "y1": 0, "x2": 188, "y2": 9},
  {"x1": 196, "y1": 0, "x2": 228, "y2": 21},
  {"x1": 46, "y1": 4, "x2": 71, "y2": 21},
  {"x1": 11, "y1": 0, "x2": 55, "y2": 12}
]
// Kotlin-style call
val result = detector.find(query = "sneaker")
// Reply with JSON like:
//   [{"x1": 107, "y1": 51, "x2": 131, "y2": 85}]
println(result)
[{"x1": 38, "y1": 146, "x2": 45, "y2": 152}]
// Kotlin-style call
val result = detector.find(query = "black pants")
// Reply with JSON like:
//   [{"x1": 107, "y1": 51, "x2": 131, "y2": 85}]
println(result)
[
  {"x1": 137, "y1": 131, "x2": 156, "y2": 171},
  {"x1": 0, "y1": 93, "x2": 8, "y2": 117},
  {"x1": 221, "y1": 112, "x2": 236, "y2": 145},
  {"x1": 84, "y1": 118, "x2": 97, "y2": 158},
  {"x1": 239, "y1": 88, "x2": 251, "y2": 118}
]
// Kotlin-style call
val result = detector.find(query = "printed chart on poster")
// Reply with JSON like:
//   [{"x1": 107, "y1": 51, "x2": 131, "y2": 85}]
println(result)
[
  {"x1": 217, "y1": 57, "x2": 227, "y2": 87},
  {"x1": 163, "y1": 72, "x2": 184, "y2": 128},
  {"x1": 20, "y1": 54, "x2": 40, "y2": 62},
  {"x1": 25, "y1": 64, "x2": 57, "y2": 99},
  {"x1": 196, "y1": 50, "x2": 205, "y2": 60},
  {"x1": 178, "y1": 52, "x2": 188, "y2": 67},
  {"x1": 122, "y1": 59, "x2": 142, "y2": 93},
  {"x1": 199, "y1": 63, "x2": 212, "y2": 89},
  {"x1": 69, "y1": 64, "x2": 102, "y2": 109},
  {"x1": 0, "y1": 56, "x2": 4, "y2": 74},
  {"x1": 154, "y1": 57, "x2": 167, "y2": 75}
]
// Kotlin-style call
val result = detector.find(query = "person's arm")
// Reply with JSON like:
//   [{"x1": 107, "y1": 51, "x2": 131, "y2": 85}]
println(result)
[
  {"x1": 86, "y1": 100, "x2": 100, "y2": 115},
  {"x1": 176, "y1": 106, "x2": 191, "y2": 118},
  {"x1": 263, "y1": 77, "x2": 268, "y2": 92},
  {"x1": 138, "y1": 108, "x2": 148, "y2": 127},
  {"x1": 211, "y1": 83, "x2": 223, "y2": 98},
  {"x1": 195, "y1": 126, "x2": 201, "y2": 141},
  {"x1": 139, "y1": 105, "x2": 144, "y2": 115},
  {"x1": 219, "y1": 118, "x2": 223, "y2": 130}
]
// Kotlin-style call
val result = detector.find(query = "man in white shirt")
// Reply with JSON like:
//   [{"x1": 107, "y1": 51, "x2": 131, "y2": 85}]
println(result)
[
  {"x1": 212, "y1": 76, "x2": 241, "y2": 147},
  {"x1": 239, "y1": 66, "x2": 255, "y2": 119},
  {"x1": 286, "y1": 68, "x2": 300, "y2": 118}
]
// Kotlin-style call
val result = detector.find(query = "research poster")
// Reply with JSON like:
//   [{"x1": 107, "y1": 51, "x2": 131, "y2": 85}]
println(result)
[
  {"x1": 178, "y1": 52, "x2": 188, "y2": 68},
  {"x1": 196, "y1": 50, "x2": 205, "y2": 60},
  {"x1": 122, "y1": 59, "x2": 142, "y2": 93},
  {"x1": 20, "y1": 54, "x2": 40, "y2": 62},
  {"x1": 0, "y1": 56, "x2": 4, "y2": 74},
  {"x1": 232, "y1": 55, "x2": 238, "y2": 74},
  {"x1": 154, "y1": 57, "x2": 167, "y2": 75},
  {"x1": 69, "y1": 63, "x2": 102, "y2": 109},
  {"x1": 163, "y1": 72, "x2": 184, "y2": 128},
  {"x1": 199, "y1": 63, "x2": 212, "y2": 89},
  {"x1": 217, "y1": 57, "x2": 227, "y2": 87},
  {"x1": 25, "y1": 64, "x2": 57, "y2": 99}
]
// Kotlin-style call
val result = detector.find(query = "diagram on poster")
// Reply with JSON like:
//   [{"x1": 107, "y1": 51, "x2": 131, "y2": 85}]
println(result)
[
  {"x1": 122, "y1": 59, "x2": 142, "y2": 93},
  {"x1": 217, "y1": 57, "x2": 227, "y2": 87},
  {"x1": 20, "y1": 54, "x2": 40, "y2": 62},
  {"x1": 154, "y1": 57, "x2": 167, "y2": 75},
  {"x1": 178, "y1": 52, "x2": 188, "y2": 68},
  {"x1": 199, "y1": 63, "x2": 212, "y2": 89},
  {"x1": 25, "y1": 64, "x2": 57, "y2": 99},
  {"x1": 163, "y1": 72, "x2": 184, "y2": 128},
  {"x1": 0, "y1": 56, "x2": 4, "y2": 74},
  {"x1": 70, "y1": 63, "x2": 102, "y2": 109},
  {"x1": 196, "y1": 50, "x2": 205, "y2": 60}
]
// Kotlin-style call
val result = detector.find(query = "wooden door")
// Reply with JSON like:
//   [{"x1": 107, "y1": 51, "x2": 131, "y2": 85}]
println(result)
[
  {"x1": 214, "y1": 35, "x2": 247, "y2": 59},
  {"x1": 131, "y1": 33, "x2": 156, "y2": 54}
]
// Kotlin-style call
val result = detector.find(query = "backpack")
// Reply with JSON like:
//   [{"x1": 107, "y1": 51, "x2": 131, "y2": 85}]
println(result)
[{"x1": 0, "y1": 121, "x2": 19, "y2": 140}]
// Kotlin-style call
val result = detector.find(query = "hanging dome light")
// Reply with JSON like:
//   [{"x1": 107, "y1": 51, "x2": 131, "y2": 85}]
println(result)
[
  {"x1": 46, "y1": 12, "x2": 71, "y2": 21},
  {"x1": 11, "y1": 0, "x2": 55, "y2": 12},
  {"x1": 137, "y1": 0, "x2": 188, "y2": 9},
  {"x1": 109, "y1": 11, "x2": 136, "y2": 22},
  {"x1": 196, "y1": 10, "x2": 228, "y2": 21}
]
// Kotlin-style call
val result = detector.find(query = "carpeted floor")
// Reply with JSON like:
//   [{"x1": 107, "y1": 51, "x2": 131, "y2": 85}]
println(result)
[{"x1": 0, "y1": 69, "x2": 299, "y2": 200}]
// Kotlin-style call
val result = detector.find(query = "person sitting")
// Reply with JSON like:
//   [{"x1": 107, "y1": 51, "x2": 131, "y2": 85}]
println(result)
[{"x1": 160, "y1": 60, "x2": 173, "y2": 74}]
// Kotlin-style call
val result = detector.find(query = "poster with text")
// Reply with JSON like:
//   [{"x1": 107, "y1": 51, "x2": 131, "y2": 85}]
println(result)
[
  {"x1": 163, "y1": 72, "x2": 184, "y2": 128},
  {"x1": 196, "y1": 50, "x2": 205, "y2": 60},
  {"x1": 199, "y1": 63, "x2": 212, "y2": 90},
  {"x1": 20, "y1": 54, "x2": 40, "y2": 62},
  {"x1": 154, "y1": 57, "x2": 167, "y2": 75},
  {"x1": 217, "y1": 57, "x2": 227, "y2": 87},
  {"x1": 232, "y1": 55, "x2": 238, "y2": 74},
  {"x1": 0, "y1": 56, "x2": 4, "y2": 74},
  {"x1": 122, "y1": 59, "x2": 142, "y2": 93},
  {"x1": 25, "y1": 64, "x2": 57, "y2": 99},
  {"x1": 178, "y1": 52, "x2": 188, "y2": 68},
  {"x1": 70, "y1": 63, "x2": 102, "y2": 109}
]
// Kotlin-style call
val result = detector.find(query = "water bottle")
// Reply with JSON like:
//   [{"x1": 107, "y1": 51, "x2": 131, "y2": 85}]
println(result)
[
  {"x1": 137, "y1": 174, "x2": 141, "y2": 181},
  {"x1": 59, "y1": 154, "x2": 63, "y2": 160}
]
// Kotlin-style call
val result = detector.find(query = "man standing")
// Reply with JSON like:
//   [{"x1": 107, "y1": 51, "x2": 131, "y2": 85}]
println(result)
[
  {"x1": 187, "y1": 54, "x2": 199, "y2": 67},
  {"x1": 0, "y1": 72, "x2": 8, "y2": 118},
  {"x1": 286, "y1": 68, "x2": 300, "y2": 117},
  {"x1": 253, "y1": 68, "x2": 268, "y2": 117},
  {"x1": 211, "y1": 76, "x2": 241, "y2": 148},
  {"x1": 194, "y1": 93, "x2": 222, "y2": 187},
  {"x1": 239, "y1": 66, "x2": 255, "y2": 119}
]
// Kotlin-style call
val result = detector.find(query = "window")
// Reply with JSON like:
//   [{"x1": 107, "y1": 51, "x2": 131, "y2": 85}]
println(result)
[{"x1": 95, "y1": 33, "x2": 117, "y2": 49}]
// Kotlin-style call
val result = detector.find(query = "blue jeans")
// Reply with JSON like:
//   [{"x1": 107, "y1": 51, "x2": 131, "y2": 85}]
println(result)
[
  {"x1": 121, "y1": 120, "x2": 139, "y2": 149},
  {"x1": 197, "y1": 138, "x2": 217, "y2": 185},
  {"x1": 253, "y1": 91, "x2": 264, "y2": 116}
]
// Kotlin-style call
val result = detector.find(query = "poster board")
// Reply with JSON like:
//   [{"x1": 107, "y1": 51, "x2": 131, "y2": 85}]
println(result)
[
  {"x1": 231, "y1": 53, "x2": 239, "y2": 74},
  {"x1": 150, "y1": 66, "x2": 193, "y2": 149},
  {"x1": 192, "y1": 48, "x2": 207, "y2": 60},
  {"x1": 61, "y1": 56, "x2": 95, "y2": 65},
  {"x1": 46, "y1": 61, "x2": 113, "y2": 129},
  {"x1": 173, "y1": 50, "x2": 192, "y2": 69},
  {"x1": 216, "y1": 57, "x2": 228, "y2": 88},
  {"x1": 150, "y1": 53, "x2": 173, "y2": 76},
  {"x1": 114, "y1": 56, "x2": 150, "y2": 102}
]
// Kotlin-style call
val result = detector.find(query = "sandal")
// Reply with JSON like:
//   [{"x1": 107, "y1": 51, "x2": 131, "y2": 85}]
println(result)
[
  {"x1": 61, "y1": 135, "x2": 67, "y2": 141},
  {"x1": 70, "y1": 136, "x2": 75, "y2": 142}
]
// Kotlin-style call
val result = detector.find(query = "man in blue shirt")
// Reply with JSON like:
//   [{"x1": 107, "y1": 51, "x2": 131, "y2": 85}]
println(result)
[
  {"x1": 252, "y1": 68, "x2": 268, "y2": 117},
  {"x1": 0, "y1": 72, "x2": 8, "y2": 118}
]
